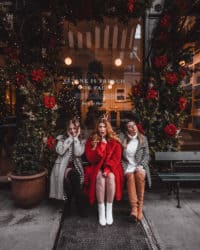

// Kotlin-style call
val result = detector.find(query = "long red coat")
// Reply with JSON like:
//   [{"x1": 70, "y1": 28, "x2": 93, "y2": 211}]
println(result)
[{"x1": 84, "y1": 138, "x2": 124, "y2": 204}]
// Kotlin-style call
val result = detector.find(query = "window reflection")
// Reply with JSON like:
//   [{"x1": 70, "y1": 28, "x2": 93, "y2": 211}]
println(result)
[
  {"x1": 60, "y1": 17, "x2": 143, "y2": 127},
  {"x1": 5, "y1": 81, "x2": 16, "y2": 115}
]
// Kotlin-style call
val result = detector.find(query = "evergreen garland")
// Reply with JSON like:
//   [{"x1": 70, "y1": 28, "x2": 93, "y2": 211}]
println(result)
[
  {"x1": 57, "y1": 83, "x2": 80, "y2": 130},
  {"x1": 130, "y1": 0, "x2": 200, "y2": 160}
]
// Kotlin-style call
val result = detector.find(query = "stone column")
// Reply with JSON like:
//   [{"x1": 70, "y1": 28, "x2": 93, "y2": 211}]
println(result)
[{"x1": 143, "y1": 0, "x2": 165, "y2": 71}]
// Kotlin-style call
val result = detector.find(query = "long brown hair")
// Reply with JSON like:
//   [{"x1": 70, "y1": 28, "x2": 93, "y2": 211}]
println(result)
[
  {"x1": 123, "y1": 120, "x2": 144, "y2": 148},
  {"x1": 90, "y1": 118, "x2": 120, "y2": 148}
]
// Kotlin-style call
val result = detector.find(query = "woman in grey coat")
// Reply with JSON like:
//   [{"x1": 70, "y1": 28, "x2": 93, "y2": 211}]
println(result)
[
  {"x1": 49, "y1": 118, "x2": 87, "y2": 217},
  {"x1": 120, "y1": 118, "x2": 151, "y2": 222}
]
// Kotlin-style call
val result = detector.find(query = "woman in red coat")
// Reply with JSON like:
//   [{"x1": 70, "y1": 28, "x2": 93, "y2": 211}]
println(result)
[{"x1": 84, "y1": 116, "x2": 124, "y2": 226}]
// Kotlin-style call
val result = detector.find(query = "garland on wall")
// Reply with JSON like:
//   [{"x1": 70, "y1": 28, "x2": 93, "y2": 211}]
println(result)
[
  {"x1": 12, "y1": 68, "x2": 58, "y2": 174},
  {"x1": 130, "y1": 0, "x2": 200, "y2": 158},
  {"x1": 0, "y1": 2, "x2": 61, "y2": 172},
  {"x1": 63, "y1": 0, "x2": 152, "y2": 22}
]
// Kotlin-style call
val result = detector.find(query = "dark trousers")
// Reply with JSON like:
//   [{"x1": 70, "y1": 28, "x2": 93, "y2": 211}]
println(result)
[{"x1": 63, "y1": 170, "x2": 88, "y2": 217}]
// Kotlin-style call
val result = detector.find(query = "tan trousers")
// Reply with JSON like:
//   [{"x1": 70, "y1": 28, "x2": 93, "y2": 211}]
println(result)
[{"x1": 126, "y1": 171, "x2": 145, "y2": 221}]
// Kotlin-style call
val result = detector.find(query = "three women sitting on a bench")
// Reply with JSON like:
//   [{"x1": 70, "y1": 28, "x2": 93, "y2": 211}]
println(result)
[{"x1": 50, "y1": 115, "x2": 151, "y2": 225}]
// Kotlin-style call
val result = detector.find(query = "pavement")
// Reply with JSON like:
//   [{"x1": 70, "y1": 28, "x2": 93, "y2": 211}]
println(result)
[
  {"x1": 143, "y1": 186, "x2": 200, "y2": 250},
  {"x1": 55, "y1": 198, "x2": 152, "y2": 250},
  {"x1": 0, "y1": 183, "x2": 63, "y2": 250},
  {"x1": 1, "y1": 182, "x2": 200, "y2": 250}
]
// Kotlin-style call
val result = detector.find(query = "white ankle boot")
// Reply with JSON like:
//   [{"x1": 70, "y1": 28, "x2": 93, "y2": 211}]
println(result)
[
  {"x1": 98, "y1": 203, "x2": 106, "y2": 226},
  {"x1": 106, "y1": 203, "x2": 113, "y2": 225}
]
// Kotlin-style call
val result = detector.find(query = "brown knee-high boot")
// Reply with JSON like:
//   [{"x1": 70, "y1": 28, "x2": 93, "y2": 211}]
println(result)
[
  {"x1": 126, "y1": 173, "x2": 138, "y2": 221},
  {"x1": 135, "y1": 171, "x2": 145, "y2": 221}
]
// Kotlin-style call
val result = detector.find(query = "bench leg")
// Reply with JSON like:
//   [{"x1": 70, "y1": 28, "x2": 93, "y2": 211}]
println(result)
[
  {"x1": 167, "y1": 183, "x2": 174, "y2": 195},
  {"x1": 176, "y1": 181, "x2": 181, "y2": 208}
]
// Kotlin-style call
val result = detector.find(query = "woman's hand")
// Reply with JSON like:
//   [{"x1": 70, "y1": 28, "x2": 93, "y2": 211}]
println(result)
[
  {"x1": 101, "y1": 136, "x2": 107, "y2": 144},
  {"x1": 102, "y1": 167, "x2": 111, "y2": 177},
  {"x1": 67, "y1": 130, "x2": 72, "y2": 138},
  {"x1": 136, "y1": 165, "x2": 146, "y2": 174},
  {"x1": 76, "y1": 127, "x2": 81, "y2": 137}
]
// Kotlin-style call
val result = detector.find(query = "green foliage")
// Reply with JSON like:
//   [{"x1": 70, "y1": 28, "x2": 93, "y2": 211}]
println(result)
[
  {"x1": 12, "y1": 69, "x2": 58, "y2": 175},
  {"x1": 12, "y1": 120, "x2": 42, "y2": 175},
  {"x1": 0, "y1": 2, "x2": 61, "y2": 175},
  {"x1": 57, "y1": 83, "x2": 80, "y2": 129},
  {"x1": 130, "y1": 1, "x2": 199, "y2": 160},
  {"x1": 53, "y1": 0, "x2": 153, "y2": 23}
]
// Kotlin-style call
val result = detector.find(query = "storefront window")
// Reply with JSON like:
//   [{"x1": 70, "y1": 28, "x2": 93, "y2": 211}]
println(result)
[{"x1": 59, "y1": 17, "x2": 143, "y2": 127}]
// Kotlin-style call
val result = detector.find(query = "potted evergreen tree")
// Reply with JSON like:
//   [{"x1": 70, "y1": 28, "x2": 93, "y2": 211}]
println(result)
[{"x1": 10, "y1": 67, "x2": 58, "y2": 208}]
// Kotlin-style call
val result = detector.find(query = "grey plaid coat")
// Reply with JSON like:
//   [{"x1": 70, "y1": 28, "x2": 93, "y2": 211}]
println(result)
[{"x1": 120, "y1": 133, "x2": 151, "y2": 188}]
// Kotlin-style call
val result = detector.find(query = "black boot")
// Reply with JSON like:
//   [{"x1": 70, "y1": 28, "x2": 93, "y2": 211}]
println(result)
[
  {"x1": 68, "y1": 170, "x2": 88, "y2": 217},
  {"x1": 76, "y1": 192, "x2": 89, "y2": 218},
  {"x1": 63, "y1": 176, "x2": 73, "y2": 217},
  {"x1": 64, "y1": 196, "x2": 72, "y2": 217}
]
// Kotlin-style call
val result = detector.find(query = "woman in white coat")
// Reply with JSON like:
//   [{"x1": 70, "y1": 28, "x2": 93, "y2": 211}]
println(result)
[{"x1": 50, "y1": 118, "x2": 88, "y2": 217}]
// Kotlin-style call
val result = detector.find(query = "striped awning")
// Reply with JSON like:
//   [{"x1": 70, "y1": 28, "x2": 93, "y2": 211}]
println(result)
[{"x1": 63, "y1": 17, "x2": 142, "y2": 51}]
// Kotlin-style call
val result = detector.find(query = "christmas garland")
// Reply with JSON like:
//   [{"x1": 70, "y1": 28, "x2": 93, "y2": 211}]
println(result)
[{"x1": 130, "y1": 0, "x2": 200, "y2": 159}]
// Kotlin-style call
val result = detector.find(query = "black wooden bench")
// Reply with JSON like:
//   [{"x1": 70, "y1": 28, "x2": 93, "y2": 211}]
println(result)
[{"x1": 155, "y1": 152, "x2": 200, "y2": 208}]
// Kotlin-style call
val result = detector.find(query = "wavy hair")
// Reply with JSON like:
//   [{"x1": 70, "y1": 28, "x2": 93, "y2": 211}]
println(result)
[
  {"x1": 123, "y1": 120, "x2": 144, "y2": 148},
  {"x1": 65, "y1": 118, "x2": 83, "y2": 140},
  {"x1": 90, "y1": 118, "x2": 120, "y2": 148}
]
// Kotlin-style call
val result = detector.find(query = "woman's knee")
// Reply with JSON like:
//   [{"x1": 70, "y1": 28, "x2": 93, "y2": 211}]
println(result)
[
  {"x1": 135, "y1": 170, "x2": 146, "y2": 180},
  {"x1": 96, "y1": 171, "x2": 104, "y2": 184},
  {"x1": 126, "y1": 173, "x2": 134, "y2": 181},
  {"x1": 107, "y1": 172, "x2": 115, "y2": 183}
]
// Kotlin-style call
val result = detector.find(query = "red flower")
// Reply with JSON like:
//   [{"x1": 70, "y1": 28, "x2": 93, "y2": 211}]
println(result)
[
  {"x1": 128, "y1": 0, "x2": 135, "y2": 13},
  {"x1": 137, "y1": 123, "x2": 144, "y2": 134},
  {"x1": 46, "y1": 136, "x2": 56, "y2": 150},
  {"x1": 146, "y1": 89, "x2": 158, "y2": 100},
  {"x1": 160, "y1": 15, "x2": 171, "y2": 28},
  {"x1": 179, "y1": 68, "x2": 187, "y2": 79},
  {"x1": 43, "y1": 95, "x2": 56, "y2": 109},
  {"x1": 179, "y1": 97, "x2": 187, "y2": 111},
  {"x1": 154, "y1": 55, "x2": 167, "y2": 69},
  {"x1": 15, "y1": 73, "x2": 26, "y2": 87},
  {"x1": 164, "y1": 124, "x2": 177, "y2": 137},
  {"x1": 164, "y1": 72, "x2": 178, "y2": 85},
  {"x1": 31, "y1": 69, "x2": 45, "y2": 82},
  {"x1": 131, "y1": 84, "x2": 142, "y2": 97}
]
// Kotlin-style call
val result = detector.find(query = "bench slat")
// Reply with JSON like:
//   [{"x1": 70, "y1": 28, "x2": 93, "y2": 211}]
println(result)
[
  {"x1": 155, "y1": 152, "x2": 200, "y2": 161},
  {"x1": 155, "y1": 151, "x2": 200, "y2": 208},
  {"x1": 158, "y1": 173, "x2": 200, "y2": 181}
]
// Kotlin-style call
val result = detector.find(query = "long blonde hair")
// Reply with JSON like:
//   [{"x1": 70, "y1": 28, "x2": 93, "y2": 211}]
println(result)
[{"x1": 90, "y1": 118, "x2": 120, "y2": 148}]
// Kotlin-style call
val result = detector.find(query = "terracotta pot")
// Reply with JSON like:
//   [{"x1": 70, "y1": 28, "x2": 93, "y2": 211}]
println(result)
[{"x1": 10, "y1": 169, "x2": 47, "y2": 208}]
